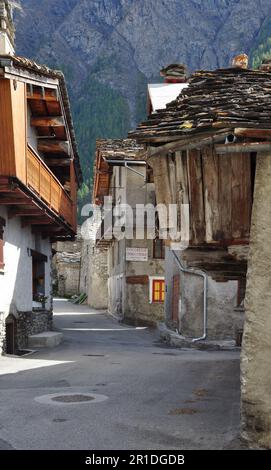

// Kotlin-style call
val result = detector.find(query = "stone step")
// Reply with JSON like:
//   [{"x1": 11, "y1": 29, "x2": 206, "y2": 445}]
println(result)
[{"x1": 28, "y1": 331, "x2": 63, "y2": 348}]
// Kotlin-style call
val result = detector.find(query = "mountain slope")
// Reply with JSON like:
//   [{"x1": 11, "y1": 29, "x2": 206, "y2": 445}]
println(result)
[{"x1": 14, "y1": 0, "x2": 271, "y2": 205}]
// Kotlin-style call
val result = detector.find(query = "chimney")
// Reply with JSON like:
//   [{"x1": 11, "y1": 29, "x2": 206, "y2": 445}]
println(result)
[
  {"x1": 0, "y1": 1, "x2": 15, "y2": 55},
  {"x1": 160, "y1": 64, "x2": 188, "y2": 83},
  {"x1": 232, "y1": 53, "x2": 249, "y2": 69}
]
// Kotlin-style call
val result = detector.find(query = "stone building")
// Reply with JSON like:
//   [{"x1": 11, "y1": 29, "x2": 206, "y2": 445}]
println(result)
[
  {"x1": 0, "y1": 1, "x2": 81, "y2": 354},
  {"x1": 92, "y1": 139, "x2": 165, "y2": 325},
  {"x1": 131, "y1": 62, "x2": 249, "y2": 342},
  {"x1": 131, "y1": 56, "x2": 271, "y2": 447},
  {"x1": 53, "y1": 228, "x2": 82, "y2": 298}
]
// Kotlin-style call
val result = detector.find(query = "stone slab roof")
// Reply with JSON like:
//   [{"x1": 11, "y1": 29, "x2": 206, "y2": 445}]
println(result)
[
  {"x1": 130, "y1": 67, "x2": 271, "y2": 143},
  {"x1": 96, "y1": 139, "x2": 144, "y2": 161}
]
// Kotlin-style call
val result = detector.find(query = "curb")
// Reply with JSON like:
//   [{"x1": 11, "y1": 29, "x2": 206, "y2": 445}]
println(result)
[{"x1": 158, "y1": 323, "x2": 240, "y2": 351}]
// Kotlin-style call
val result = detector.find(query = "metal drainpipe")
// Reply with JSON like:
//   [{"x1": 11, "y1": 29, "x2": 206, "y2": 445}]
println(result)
[
  {"x1": 124, "y1": 161, "x2": 146, "y2": 182},
  {"x1": 171, "y1": 250, "x2": 208, "y2": 342}
]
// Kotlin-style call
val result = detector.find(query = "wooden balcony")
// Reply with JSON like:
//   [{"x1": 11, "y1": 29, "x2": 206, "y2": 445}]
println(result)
[
  {"x1": 26, "y1": 146, "x2": 76, "y2": 230},
  {"x1": 0, "y1": 78, "x2": 78, "y2": 238}
]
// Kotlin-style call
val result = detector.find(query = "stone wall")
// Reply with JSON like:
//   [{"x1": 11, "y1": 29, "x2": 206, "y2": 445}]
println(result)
[
  {"x1": 0, "y1": 312, "x2": 5, "y2": 354},
  {"x1": 17, "y1": 310, "x2": 53, "y2": 350},
  {"x1": 125, "y1": 284, "x2": 164, "y2": 326},
  {"x1": 241, "y1": 152, "x2": 271, "y2": 448},
  {"x1": 164, "y1": 249, "x2": 243, "y2": 341},
  {"x1": 179, "y1": 273, "x2": 241, "y2": 340},
  {"x1": 53, "y1": 228, "x2": 82, "y2": 297},
  {"x1": 79, "y1": 239, "x2": 91, "y2": 294},
  {"x1": 108, "y1": 238, "x2": 165, "y2": 325},
  {"x1": 88, "y1": 246, "x2": 108, "y2": 309}
]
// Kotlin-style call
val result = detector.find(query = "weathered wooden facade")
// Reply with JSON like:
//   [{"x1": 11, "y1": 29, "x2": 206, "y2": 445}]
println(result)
[
  {"x1": 130, "y1": 56, "x2": 271, "y2": 447},
  {"x1": 130, "y1": 65, "x2": 262, "y2": 281}
]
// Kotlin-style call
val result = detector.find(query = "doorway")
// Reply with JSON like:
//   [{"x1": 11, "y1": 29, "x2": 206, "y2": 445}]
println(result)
[{"x1": 5, "y1": 314, "x2": 17, "y2": 354}]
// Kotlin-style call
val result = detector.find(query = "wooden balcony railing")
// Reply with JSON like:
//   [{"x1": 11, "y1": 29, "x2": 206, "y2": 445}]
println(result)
[{"x1": 26, "y1": 146, "x2": 75, "y2": 229}]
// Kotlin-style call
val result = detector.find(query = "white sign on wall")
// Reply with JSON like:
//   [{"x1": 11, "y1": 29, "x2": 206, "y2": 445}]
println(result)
[{"x1": 126, "y1": 248, "x2": 148, "y2": 262}]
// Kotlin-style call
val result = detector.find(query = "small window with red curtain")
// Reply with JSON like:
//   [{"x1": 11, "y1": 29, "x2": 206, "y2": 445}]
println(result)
[
  {"x1": 152, "y1": 279, "x2": 165, "y2": 303},
  {"x1": 0, "y1": 217, "x2": 6, "y2": 271}
]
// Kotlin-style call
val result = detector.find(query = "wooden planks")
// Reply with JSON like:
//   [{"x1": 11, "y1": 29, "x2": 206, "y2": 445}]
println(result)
[
  {"x1": 215, "y1": 142, "x2": 271, "y2": 154},
  {"x1": 11, "y1": 81, "x2": 27, "y2": 183},
  {"x1": 202, "y1": 146, "x2": 220, "y2": 242},
  {"x1": 185, "y1": 145, "x2": 252, "y2": 246},
  {"x1": 0, "y1": 79, "x2": 16, "y2": 176},
  {"x1": 187, "y1": 149, "x2": 205, "y2": 244},
  {"x1": 218, "y1": 152, "x2": 232, "y2": 241},
  {"x1": 37, "y1": 140, "x2": 70, "y2": 155},
  {"x1": 31, "y1": 116, "x2": 64, "y2": 127},
  {"x1": 231, "y1": 153, "x2": 252, "y2": 239}
]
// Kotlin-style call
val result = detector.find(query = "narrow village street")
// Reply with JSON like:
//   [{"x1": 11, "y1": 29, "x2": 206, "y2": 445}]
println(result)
[{"x1": 0, "y1": 300, "x2": 240, "y2": 450}]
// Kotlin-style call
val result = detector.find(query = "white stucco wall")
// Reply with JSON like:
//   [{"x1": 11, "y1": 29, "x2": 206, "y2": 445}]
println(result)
[
  {"x1": 0, "y1": 206, "x2": 52, "y2": 317},
  {"x1": 27, "y1": 104, "x2": 40, "y2": 155}
]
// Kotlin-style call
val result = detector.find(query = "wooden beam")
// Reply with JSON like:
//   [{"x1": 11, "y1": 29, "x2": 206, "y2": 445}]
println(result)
[
  {"x1": 0, "y1": 198, "x2": 32, "y2": 205},
  {"x1": 215, "y1": 142, "x2": 271, "y2": 154},
  {"x1": 0, "y1": 186, "x2": 16, "y2": 193},
  {"x1": 8, "y1": 208, "x2": 43, "y2": 219},
  {"x1": 234, "y1": 128, "x2": 271, "y2": 139},
  {"x1": 38, "y1": 140, "x2": 70, "y2": 155},
  {"x1": 148, "y1": 130, "x2": 232, "y2": 158},
  {"x1": 21, "y1": 217, "x2": 54, "y2": 228},
  {"x1": 45, "y1": 158, "x2": 71, "y2": 167},
  {"x1": 27, "y1": 90, "x2": 58, "y2": 102},
  {"x1": 31, "y1": 116, "x2": 65, "y2": 127},
  {"x1": 32, "y1": 225, "x2": 61, "y2": 234}
]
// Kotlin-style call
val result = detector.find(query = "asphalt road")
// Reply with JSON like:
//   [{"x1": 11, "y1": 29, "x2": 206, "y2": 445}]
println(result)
[{"x1": 0, "y1": 300, "x2": 241, "y2": 450}]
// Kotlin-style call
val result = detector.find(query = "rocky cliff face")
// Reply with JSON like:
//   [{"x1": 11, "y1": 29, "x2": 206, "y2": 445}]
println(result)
[{"x1": 14, "y1": 0, "x2": 271, "y2": 183}]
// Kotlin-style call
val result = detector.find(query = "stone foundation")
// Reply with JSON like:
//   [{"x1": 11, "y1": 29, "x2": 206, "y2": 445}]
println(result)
[
  {"x1": 17, "y1": 310, "x2": 53, "y2": 350},
  {"x1": 88, "y1": 247, "x2": 108, "y2": 309},
  {"x1": 0, "y1": 312, "x2": 5, "y2": 354}
]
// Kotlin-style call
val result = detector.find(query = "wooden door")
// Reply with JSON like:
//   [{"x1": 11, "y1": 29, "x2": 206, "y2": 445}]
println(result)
[{"x1": 172, "y1": 275, "x2": 180, "y2": 327}]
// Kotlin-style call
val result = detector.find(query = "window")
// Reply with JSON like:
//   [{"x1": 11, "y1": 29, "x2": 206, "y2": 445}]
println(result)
[
  {"x1": 152, "y1": 279, "x2": 165, "y2": 303},
  {"x1": 153, "y1": 238, "x2": 165, "y2": 259},
  {"x1": 0, "y1": 217, "x2": 6, "y2": 270}
]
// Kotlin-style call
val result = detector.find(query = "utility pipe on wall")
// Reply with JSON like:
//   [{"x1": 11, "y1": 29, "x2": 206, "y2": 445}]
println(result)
[{"x1": 171, "y1": 250, "x2": 208, "y2": 342}]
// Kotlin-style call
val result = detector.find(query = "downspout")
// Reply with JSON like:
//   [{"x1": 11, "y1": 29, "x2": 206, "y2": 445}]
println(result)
[
  {"x1": 171, "y1": 250, "x2": 208, "y2": 342},
  {"x1": 124, "y1": 161, "x2": 146, "y2": 182}
]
